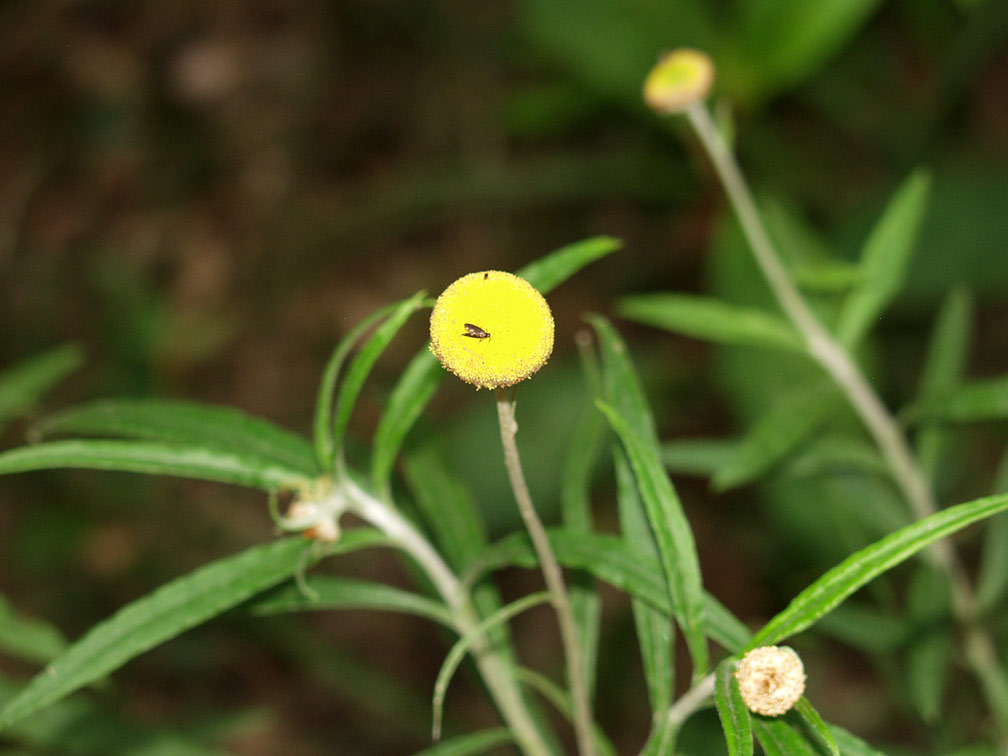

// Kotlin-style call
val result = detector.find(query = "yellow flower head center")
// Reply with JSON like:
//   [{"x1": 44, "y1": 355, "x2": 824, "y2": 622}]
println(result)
[{"x1": 429, "y1": 271, "x2": 554, "y2": 389}]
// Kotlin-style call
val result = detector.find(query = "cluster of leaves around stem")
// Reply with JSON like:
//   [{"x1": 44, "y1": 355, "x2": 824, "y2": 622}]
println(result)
[{"x1": 1, "y1": 221, "x2": 1008, "y2": 755}]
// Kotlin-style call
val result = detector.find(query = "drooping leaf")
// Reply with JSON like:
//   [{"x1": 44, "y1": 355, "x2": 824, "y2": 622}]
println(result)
[
  {"x1": 713, "y1": 380, "x2": 841, "y2": 491},
  {"x1": 0, "y1": 343, "x2": 84, "y2": 433},
  {"x1": 332, "y1": 291, "x2": 427, "y2": 469},
  {"x1": 0, "y1": 538, "x2": 323, "y2": 731},
  {"x1": 0, "y1": 596, "x2": 67, "y2": 665},
  {"x1": 662, "y1": 438, "x2": 738, "y2": 477},
  {"x1": 0, "y1": 439, "x2": 311, "y2": 491},
  {"x1": 813, "y1": 603, "x2": 905, "y2": 653},
  {"x1": 618, "y1": 293, "x2": 805, "y2": 353},
  {"x1": 747, "y1": 491, "x2": 1008, "y2": 650},
  {"x1": 516, "y1": 238, "x2": 621, "y2": 294},
  {"x1": 836, "y1": 169, "x2": 932, "y2": 347},
  {"x1": 35, "y1": 399, "x2": 317, "y2": 477},
  {"x1": 412, "y1": 728, "x2": 513, "y2": 756},
  {"x1": 431, "y1": 593, "x2": 551, "y2": 741},
  {"x1": 246, "y1": 576, "x2": 455, "y2": 629},
  {"x1": 903, "y1": 375, "x2": 1008, "y2": 425},
  {"x1": 714, "y1": 659, "x2": 753, "y2": 756}
]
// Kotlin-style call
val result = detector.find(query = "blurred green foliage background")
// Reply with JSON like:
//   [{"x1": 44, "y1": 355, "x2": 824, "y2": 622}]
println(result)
[{"x1": 2, "y1": 1, "x2": 1008, "y2": 753}]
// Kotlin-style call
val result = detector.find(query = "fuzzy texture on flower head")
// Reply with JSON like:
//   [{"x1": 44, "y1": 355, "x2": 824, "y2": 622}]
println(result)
[
  {"x1": 643, "y1": 48, "x2": 714, "y2": 114},
  {"x1": 429, "y1": 271, "x2": 554, "y2": 389},
  {"x1": 735, "y1": 645, "x2": 806, "y2": 717}
]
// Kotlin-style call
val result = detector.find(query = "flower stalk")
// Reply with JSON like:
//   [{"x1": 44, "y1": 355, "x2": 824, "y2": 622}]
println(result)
[
  {"x1": 496, "y1": 388, "x2": 598, "y2": 756},
  {"x1": 680, "y1": 94, "x2": 1007, "y2": 745}
]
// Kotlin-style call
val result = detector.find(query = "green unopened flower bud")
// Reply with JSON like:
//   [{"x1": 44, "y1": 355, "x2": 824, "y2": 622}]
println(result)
[{"x1": 643, "y1": 49, "x2": 714, "y2": 114}]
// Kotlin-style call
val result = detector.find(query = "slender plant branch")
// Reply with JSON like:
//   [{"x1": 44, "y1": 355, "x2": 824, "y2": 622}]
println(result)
[
  {"x1": 344, "y1": 478, "x2": 553, "y2": 756},
  {"x1": 495, "y1": 388, "x2": 598, "y2": 756},
  {"x1": 683, "y1": 100, "x2": 1007, "y2": 744}
]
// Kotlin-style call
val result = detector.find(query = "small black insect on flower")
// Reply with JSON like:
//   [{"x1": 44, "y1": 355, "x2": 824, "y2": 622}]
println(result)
[{"x1": 462, "y1": 323, "x2": 491, "y2": 340}]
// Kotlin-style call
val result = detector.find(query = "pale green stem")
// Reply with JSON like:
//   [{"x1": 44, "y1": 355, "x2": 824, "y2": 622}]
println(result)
[
  {"x1": 684, "y1": 100, "x2": 1008, "y2": 748},
  {"x1": 344, "y1": 478, "x2": 553, "y2": 756},
  {"x1": 495, "y1": 388, "x2": 598, "y2": 756}
]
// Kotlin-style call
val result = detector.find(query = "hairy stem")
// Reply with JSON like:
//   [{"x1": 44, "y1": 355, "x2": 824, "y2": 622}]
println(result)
[
  {"x1": 495, "y1": 388, "x2": 598, "y2": 756},
  {"x1": 684, "y1": 100, "x2": 1007, "y2": 745},
  {"x1": 345, "y1": 478, "x2": 553, "y2": 756}
]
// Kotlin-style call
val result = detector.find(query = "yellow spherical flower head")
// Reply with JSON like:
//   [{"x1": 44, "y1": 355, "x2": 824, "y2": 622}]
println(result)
[
  {"x1": 429, "y1": 271, "x2": 554, "y2": 389},
  {"x1": 643, "y1": 48, "x2": 714, "y2": 114}
]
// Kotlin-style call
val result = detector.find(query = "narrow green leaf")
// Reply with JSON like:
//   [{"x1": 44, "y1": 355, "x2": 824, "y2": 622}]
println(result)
[
  {"x1": 0, "y1": 439, "x2": 311, "y2": 490},
  {"x1": 662, "y1": 438, "x2": 738, "y2": 477},
  {"x1": 515, "y1": 236, "x2": 622, "y2": 293},
  {"x1": 333, "y1": 291, "x2": 427, "y2": 470},
  {"x1": 747, "y1": 492, "x2": 1008, "y2": 650},
  {"x1": 597, "y1": 401, "x2": 708, "y2": 675},
  {"x1": 794, "y1": 698, "x2": 839, "y2": 756},
  {"x1": 917, "y1": 287, "x2": 972, "y2": 401},
  {"x1": 412, "y1": 728, "x2": 513, "y2": 756},
  {"x1": 597, "y1": 403, "x2": 707, "y2": 672},
  {"x1": 562, "y1": 406, "x2": 605, "y2": 701},
  {"x1": 371, "y1": 349, "x2": 444, "y2": 496},
  {"x1": 403, "y1": 447, "x2": 513, "y2": 656},
  {"x1": 471, "y1": 528, "x2": 750, "y2": 652},
  {"x1": 0, "y1": 343, "x2": 84, "y2": 430},
  {"x1": 905, "y1": 565, "x2": 952, "y2": 723},
  {"x1": 836, "y1": 169, "x2": 932, "y2": 347},
  {"x1": 619, "y1": 293, "x2": 805, "y2": 353},
  {"x1": 587, "y1": 314, "x2": 658, "y2": 448},
  {"x1": 903, "y1": 374, "x2": 1008, "y2": 424},
  {"x1": 313, "y1": 303, "x2": 399, "y2": 471},
  {"x1": 714, "y1": 659, "x2": 753, "y2": 756},
  {"x1": 0, "y1": 596, "x2": 67, "y2": 665},
  {"x1": 431, "y1": 593, "x2": 551, "y2": 741},
  {"x1": 738, "y1": 0, "x2": 880, "y2": 97},
  {"x1": 915, "y1": 288, "x2": 972, "y2": 480},
  {"x1": 829, "y1": 724, "x2": 893, "y2": 756},
  {"x1": 35, "y1": 399, "x2": 317, "y2": 477},
  {"x1": 713, "y1": 381, "x2": 841, "y2": 491},
  {"x1": 752, "y1": 716, "x2": 819, "y2": 756},
  {"x1": 615, "y1": 450, "x2": 673, "y2": 715},
  {"x1": 0, "y1": 538, "x2": 318, "y2": 731},
  {"x1": 404, "y1": 446, "x2": 491, "y2": 573},
  {"x1": 976, "y1": 512, "x2": 1008, "y2": 614},
  {"x1": 246, "y1": 576, "x2": 455, "y2": 629},
  {"x1": 588, "y1": 315, "x2": 707, "y2": 670},
  {"x1": 784, "y1": 437, "x2": 888, "y2": 480},
  {"x1": 814, "y1": 603, "x2": 906, "y2": 653}
]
